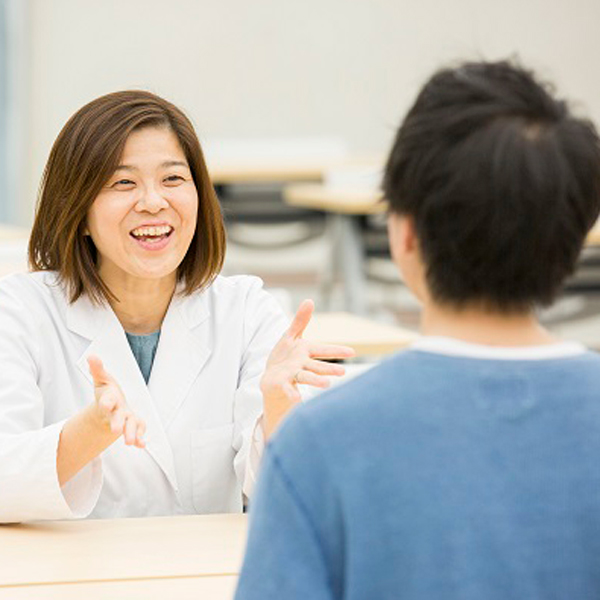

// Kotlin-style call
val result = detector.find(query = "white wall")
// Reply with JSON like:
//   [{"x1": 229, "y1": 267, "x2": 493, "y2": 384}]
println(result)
[
  {"x1": 23, "y1": 0, "x2": 600, "y2": 224},
  {"x1": 1, "y1": 0, "x2": 29, "y2": 224}
]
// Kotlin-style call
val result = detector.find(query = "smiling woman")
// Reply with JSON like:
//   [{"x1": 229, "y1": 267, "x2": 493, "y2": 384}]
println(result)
[
  {"x1": 0, "y1": 91, "x2": 354, "y2": 522},
  {"x1": 29, "y1": 91, "x2": 224, "y2": 305},
  {"x1": 85, "y1": 127, "x2": 200, "y2": 305}
]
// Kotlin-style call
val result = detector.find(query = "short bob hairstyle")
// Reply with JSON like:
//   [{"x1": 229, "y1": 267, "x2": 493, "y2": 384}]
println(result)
[
  {"x1": 29, "y1": 90, "x2": 226, "y2": 304},
  {"x1": 384, "y1": 60, "x2": 600, "y2": 312}
]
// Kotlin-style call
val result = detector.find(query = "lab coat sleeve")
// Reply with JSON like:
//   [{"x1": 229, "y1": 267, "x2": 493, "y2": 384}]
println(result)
[
  {"x1": 232, "y1": 279, "x2": 288, "y2": 500},
  {"x1": 242, "y1": 416, "x2": 265, "y2": 499},
  {"x1": 0, "y1": 282, "x2": 102, "y2": 522}
]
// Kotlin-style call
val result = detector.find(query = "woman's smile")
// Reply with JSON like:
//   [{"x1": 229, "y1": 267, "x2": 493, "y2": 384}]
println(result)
[{"x1": 129, "y1": 223, "x2": 175, "y2": 251}]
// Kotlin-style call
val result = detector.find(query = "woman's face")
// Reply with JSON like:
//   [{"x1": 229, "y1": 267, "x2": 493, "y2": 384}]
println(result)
[{"x1": 86, "y1": 126, "x2": 198, "y2": 287}]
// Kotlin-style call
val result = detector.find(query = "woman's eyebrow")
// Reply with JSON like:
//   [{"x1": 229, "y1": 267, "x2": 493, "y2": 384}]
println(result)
[
  {"x1": 113, "y1": 161, "x2": 188, "y2": 172},
  {"x1": 161, "y1": 160, "x2": 189, "y2": 169}
]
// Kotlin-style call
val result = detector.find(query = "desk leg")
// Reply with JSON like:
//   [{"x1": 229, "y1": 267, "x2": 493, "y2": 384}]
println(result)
[
  {"x1": 335, "y1": 214, "x2": 368, "y2": 315},
  {"x1": 320, "y1": 215, "x2": 341, "y2": 310}
]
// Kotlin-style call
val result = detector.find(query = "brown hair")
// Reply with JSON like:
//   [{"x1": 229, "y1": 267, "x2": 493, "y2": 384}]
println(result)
[{"x1": 29, "y1": 90, "x2": 226, "y2": 304}]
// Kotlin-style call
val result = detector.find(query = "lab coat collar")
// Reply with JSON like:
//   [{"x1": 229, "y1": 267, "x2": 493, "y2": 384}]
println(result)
[
  {"x1": 65, "y1": 290, "x2": 107, "y2": 340},
  {"x1": 148, "y1": 290, "x2": 212, "y2": 427},
  {"x1": 67, "y1": 286, "x2": 212, "y2": 492},
  {"x1": 65, "y1": 282, "x2": 210, "y2": 339}
]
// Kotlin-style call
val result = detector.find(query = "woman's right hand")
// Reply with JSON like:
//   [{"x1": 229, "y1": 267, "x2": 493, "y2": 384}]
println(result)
[{"x1": 87, "y1": 355, "x2": 146, "y2": 448}]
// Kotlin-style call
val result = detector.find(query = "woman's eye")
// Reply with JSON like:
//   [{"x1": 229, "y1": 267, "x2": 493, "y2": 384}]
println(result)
[
  {"x1": 112, "y1": 179, "x2": 135, "y2": 187},
  {"x1": 164, "y1": 175, "x2": 184, "y2": 184}
]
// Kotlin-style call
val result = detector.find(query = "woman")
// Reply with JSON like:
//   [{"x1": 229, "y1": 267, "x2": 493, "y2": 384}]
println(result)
[{"x1": 0, "y1": 91, "x2": 353, "y2": 522}]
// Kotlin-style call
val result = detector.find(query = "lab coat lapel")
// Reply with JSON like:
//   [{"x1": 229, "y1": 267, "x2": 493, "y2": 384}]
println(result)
[
  {"x1": 148, "y1": 291, "x2": 212, "y2": 428},
  {"x1": 67, "y1": 295, "x2": 179, "y2": 490}
]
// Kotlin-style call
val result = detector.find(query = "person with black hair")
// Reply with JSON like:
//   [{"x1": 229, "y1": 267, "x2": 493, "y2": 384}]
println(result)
[{"x1": 235, "y1": 60, "x2": 600, "y2": 599}]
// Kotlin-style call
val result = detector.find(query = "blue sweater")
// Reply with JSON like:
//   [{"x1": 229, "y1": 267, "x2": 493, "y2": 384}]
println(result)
[{"x1": 236, "y1": 348, "x2": 600, "y2": 599}]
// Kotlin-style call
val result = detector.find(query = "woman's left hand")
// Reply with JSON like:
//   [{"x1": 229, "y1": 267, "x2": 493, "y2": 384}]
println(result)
[{"x1": 261, "y1": 299, "x2": 355, "y2": 439}]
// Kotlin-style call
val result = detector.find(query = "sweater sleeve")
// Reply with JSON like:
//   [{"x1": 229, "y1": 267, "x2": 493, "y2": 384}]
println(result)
[
  {"x1": 0, "y1": 281, "x2": 102, "y2": 522},
  {"x1": 235, "y1": 410, "x2": 342, "y2": 600}
]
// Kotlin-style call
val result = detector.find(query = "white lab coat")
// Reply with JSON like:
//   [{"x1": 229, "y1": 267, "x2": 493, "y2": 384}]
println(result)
[{"x1": 0, "y1": 271, "x2": 288, "y2": 522}]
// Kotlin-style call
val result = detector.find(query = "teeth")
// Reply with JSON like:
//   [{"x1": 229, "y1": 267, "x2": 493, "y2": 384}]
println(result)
[{"x1": 131, "y1": 225, "x2": 172, "y2": 238}]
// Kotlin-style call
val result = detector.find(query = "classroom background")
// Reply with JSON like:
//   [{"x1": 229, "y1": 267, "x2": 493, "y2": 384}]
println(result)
[
  {"x1": 2, "y1": 2, "x2": 600, "y2": 598},
  {"x1": 2, "y1": 0, "x2": 600, "y2": 344}
]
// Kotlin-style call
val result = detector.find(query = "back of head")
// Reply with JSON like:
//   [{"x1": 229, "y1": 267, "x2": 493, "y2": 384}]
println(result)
[{"x1": 384, "y1": 60, "x2": 600, "y2": 312}]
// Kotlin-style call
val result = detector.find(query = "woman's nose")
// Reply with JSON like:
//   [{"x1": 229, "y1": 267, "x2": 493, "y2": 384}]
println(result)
[{"x1": 135, "y1": 187, "x2": 169, "y2": 213}]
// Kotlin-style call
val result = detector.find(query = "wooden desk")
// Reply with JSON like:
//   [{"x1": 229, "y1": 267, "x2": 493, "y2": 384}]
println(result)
[
  {"x1": 306, "y1": 312, "x2": 417, "y2": 356},
  {"x1": 209, "y1": 161, "x2": 329, "y2": 185},
  {"x1": 0, "y1": 576, "x2": 238, "y2": 600},
  {"x1": 209, "y1": 155, "x2": 383, "y2": 186},
  {"x1": 284, "y1": 184, "x2": 383, "y2": 215},
  {"x1": 207, "y1": 139, "x2": 344, "y2": 186},
  {"x1": 0, "y1": 514, "x2": 247, "y2": 599},
  {"x1": 205, "y1": 141, "x2": 384, "y2": 187},
  {"x1": 284, "y1": 187, "x2": 600, "y2": 312},
  {"x1": 284, "y1": 184, "x2": 385, "y2": 314}
]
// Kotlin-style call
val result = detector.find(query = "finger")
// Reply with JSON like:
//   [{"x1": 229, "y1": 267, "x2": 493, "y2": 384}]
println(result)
[
  {"x1": 306, "y1": 359, "x2": 346, "y2": 377},
  {"x1": 135, "y1": 420, "x2": 147, "y2": 448},
  {"x1": 87, "y1": 355, "x2": 112, "y2": 387},
  {"x1": 287, "y1": 299, "x2": 315, "y2": 339},
  {"x1": 295, "y1": 370, "x2": 331, "y2": 389},
  {"x1": 110, "y1": 408, "x2": 127, "y2": 435},
  {"x1": 308, "y1": 344, "x2": 356, "y2": 360},
  {"x1": 124, "y1": 414, "x2": 137, "y2": 445},
  {"x1": 98, "y1": 392, "x2": 118, "y2": 414},
  {"x1": 283, "y1": 382, "x2": 302, "y2": 403}
]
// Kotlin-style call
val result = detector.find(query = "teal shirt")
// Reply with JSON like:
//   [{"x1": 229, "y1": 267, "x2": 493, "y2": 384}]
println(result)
[{"x1": 125, "y1": 330, "x2": 161, "y2": 384}]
